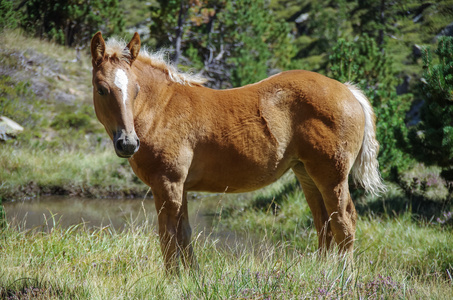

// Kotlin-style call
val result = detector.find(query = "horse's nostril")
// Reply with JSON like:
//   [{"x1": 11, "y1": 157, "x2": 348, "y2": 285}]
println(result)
[
  {"x1": 113, "y1": 132, "x2": 139, "y2": 158},
  {"x1": 115, "y1": 138, "x2": 124, "y2": 152}
]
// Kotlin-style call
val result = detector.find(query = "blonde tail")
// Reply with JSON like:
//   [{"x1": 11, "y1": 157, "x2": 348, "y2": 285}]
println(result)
[{"x1": 345, "y1": 83, "x2": 386, "y2": 195}]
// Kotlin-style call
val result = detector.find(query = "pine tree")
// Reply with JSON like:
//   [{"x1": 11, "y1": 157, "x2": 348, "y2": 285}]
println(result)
[
  {"x1": 22, "y1": 0, "x2": 124, "y2": 46},
  {"x1": 269, "y1": 0, "x2": 356, "y2": 72},
  {"x1": 217, "y1": 0, "x2": 294, "y2": 87},
  {"x1": 408, "y1": 37, "x2": 453, "y2": 182},
  {"x1": 149, "y1": 0, "x2": 295, "y2": 88},
  {"x1": 150, "y1": 0, "x2": 189, "y2": 64}
]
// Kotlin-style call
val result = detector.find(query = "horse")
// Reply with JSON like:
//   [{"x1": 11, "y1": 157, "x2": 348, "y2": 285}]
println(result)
[{"x1": 90, "y1": 32, "x2": 385, "y2": 273}]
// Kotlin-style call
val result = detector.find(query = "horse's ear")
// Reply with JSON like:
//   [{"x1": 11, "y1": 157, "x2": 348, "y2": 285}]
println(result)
[
  {"x1": 91, "y1": 31, "x2": 106, "y2": 67},
  {"x1": 126, "y1": 32, "x2": 141, "y2": 65}
]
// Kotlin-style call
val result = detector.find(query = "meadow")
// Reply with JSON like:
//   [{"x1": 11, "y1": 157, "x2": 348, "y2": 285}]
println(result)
[
  {"x1": 0, "y1": 30, "x2": 452, "y2": 299},
  {"x1": 1, "y1": 179, "x2": 452, "y2": 299}
]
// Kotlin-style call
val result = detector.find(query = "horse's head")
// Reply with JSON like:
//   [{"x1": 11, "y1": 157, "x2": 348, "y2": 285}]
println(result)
[{"x1": 90, "y1": 32, "x2": 141, "y2": 158}]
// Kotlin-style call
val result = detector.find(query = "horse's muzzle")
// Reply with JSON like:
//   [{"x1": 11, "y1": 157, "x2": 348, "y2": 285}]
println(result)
[{"x1": 113, "y1": 130, "x2": 140, "y2": 158}]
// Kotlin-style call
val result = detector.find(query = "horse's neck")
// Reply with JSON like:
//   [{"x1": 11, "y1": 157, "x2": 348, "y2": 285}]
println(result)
[
  {"x1": 131, "y1": 62, "x2": 200, "y2": 138},
  {"x1": 133, "y1": 62, "x2": 174, "y2": 112}
]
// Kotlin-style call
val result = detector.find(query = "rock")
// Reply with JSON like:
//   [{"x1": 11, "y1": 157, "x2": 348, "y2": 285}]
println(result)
[
  {"x1": 436, "y1": 22, "x2": 453, "y2": 39},
  {"x1": 406, "y1": 100, "x2": 424, "y2": 126},
  {"x1": 412, "y1": 44, "x2": 423, "y2": 58},
  {"x1": 295, "y1": 13, "x2": 309, "y2": 24},
  {"x1": 396, "y1": 75, "x2": 411, "y2": 95},
  {"x1": 0, "y1": 116, "x2": 24, "y2": 141}
]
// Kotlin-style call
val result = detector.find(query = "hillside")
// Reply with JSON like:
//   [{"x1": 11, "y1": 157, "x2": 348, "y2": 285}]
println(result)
[{"x1": 0, "y1": 30, "x2": 148, "y2": 200}]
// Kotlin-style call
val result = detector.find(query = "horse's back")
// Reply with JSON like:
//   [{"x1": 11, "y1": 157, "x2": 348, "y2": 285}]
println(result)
[{"x1": 184, "y1": 70, "x2": 365, "y2": 192}]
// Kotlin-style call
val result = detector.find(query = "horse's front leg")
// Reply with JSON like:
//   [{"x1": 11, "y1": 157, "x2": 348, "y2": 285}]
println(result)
[{"x1": 153, "y1": 182, "x2": 197, "y2": 274}]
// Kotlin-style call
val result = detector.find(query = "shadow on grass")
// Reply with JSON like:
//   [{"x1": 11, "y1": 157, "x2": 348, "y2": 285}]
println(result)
[
  {"x1": 248, "y1": 175, "x2": 452, "y2": 225},
  {"x1": 251, "y1": 177, "x2": 300, "y2": 212},
  {"x1": 353, "y1": 184, "x2": 452, "y2": 224}
]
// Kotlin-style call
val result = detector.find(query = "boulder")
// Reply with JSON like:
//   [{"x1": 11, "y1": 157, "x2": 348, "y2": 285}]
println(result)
[
  {"x1": 412, "y1": 44, "x2": 423, "y2": 58},
  {"x1": 0, "y1": 116, "x2": 24, "y2": 141},
  {"x1": 436, "y1": 22, "x2": 453, "y2": 39}
]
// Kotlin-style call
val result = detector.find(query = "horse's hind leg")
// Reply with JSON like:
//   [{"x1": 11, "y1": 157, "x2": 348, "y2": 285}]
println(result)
[
  {"x1": 179, "y1": 191, "x2": 198, "y2": 270},
  {"x1": 292, "y1": 163, "x2": 334, "y2": 254},
  {"x1": 301, "y1": 161, "x2": 358, "y2": 257}
]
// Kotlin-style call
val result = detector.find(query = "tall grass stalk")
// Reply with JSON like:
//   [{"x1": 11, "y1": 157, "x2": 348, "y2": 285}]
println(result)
[
  {"x1": 220, "y1": 174, "x2": 453, "y2": 298},
  {"x1": 1, "y1": 213, "x2": 452, "y2": 299}
]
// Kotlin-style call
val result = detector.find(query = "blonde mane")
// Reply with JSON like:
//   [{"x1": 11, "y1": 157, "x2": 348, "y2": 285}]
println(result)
[{"x1": 105, "y1": 38, "x2": 206, "y2": 86}]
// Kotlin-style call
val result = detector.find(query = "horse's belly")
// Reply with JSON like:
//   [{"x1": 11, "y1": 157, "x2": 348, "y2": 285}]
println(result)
[
  {"x1": 185, "y1": 153, "x2": 293, "y2": 193},
  {"x1": 185, "y1": 170, "x2": 289, "y2": 193}
]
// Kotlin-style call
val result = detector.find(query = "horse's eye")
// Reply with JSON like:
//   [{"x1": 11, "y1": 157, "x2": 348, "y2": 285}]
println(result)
[{"x1": 96, "y1": 82, "x2": 109, "y2": 96}]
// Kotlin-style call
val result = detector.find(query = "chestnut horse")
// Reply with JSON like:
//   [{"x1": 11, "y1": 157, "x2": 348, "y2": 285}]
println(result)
[{"x1": 90, "y1": 32, "x2": 385, "y2": 272}]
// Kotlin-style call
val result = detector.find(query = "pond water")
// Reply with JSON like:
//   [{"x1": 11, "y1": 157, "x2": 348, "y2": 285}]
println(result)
[
  {"x1": 3, "y1": 193, "x2": 261, "y2": 250},
  {"x1": 4, "y1": 194, "x2": 224, "y2": 230}
]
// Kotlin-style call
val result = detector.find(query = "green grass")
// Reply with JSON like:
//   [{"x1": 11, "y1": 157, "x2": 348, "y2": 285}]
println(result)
[
  {"x1": 0, "y1": 210, "x2": 452, "y2": 299},
  {"x1": 2, "y1": 174, "x2": 450, "y2": 298},
  {"x1": 218, "y1": 174, "x2": 453, "y2": 295},
  {"x1": 0, "y1": 145, "x2": 147, "y2": 199}
]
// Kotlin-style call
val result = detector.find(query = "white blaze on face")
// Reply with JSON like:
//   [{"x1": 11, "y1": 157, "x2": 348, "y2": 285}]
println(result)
[{"x1": 114, "y1": 69, "x2": 128, "y2": 106}]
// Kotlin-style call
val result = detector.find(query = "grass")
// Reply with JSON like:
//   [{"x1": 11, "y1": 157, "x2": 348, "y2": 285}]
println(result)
[
  {"x1": 217, "y1": 174, "x2": 453, "y2": 295},
  {"x1": 0, "y1": 145, "x2": 147, "y2": 200},
  {"x1": 1, "y1": 175, "x2": 452, "y2": 298},
  {"x1": 0, "y1": 207, "x2": 452, "y2": 299}
]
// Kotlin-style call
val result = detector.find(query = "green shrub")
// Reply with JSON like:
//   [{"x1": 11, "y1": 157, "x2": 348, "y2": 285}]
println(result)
[
  {"x1": 150, "y1": 0, "x2": 295, "y2": 88},
  {"x1": 51, "y1": 111, "x2": 91, "y2": 131},
  {"x1": 0, "y1": 0, "x2": 20, "y2": 30}
]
